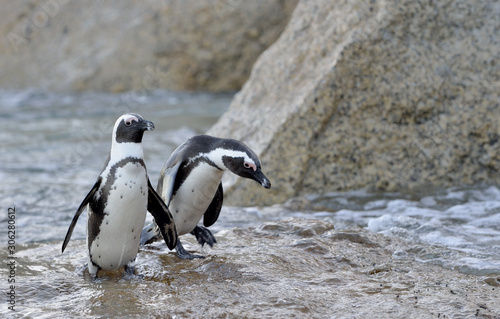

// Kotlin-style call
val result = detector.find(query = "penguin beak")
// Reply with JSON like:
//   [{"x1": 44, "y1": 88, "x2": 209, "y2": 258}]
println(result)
[
  {"x1": 139, "y1": 120, "x2": 155, "y2": 131},
  {"x1": 251, "y1": 170, "x2": 271, "y2": 189}
]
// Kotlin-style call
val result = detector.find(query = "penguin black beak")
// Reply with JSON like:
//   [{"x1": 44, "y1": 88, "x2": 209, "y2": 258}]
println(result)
[
  {"x1": 261, "y1": 177, "x2": 271, "y2": 189},
  {"x1": 139, "y1": 120, "x2": 155, "y2": 131},
  {"x1": 251, "y1": 170, "x2": 271, "y2": 189}
]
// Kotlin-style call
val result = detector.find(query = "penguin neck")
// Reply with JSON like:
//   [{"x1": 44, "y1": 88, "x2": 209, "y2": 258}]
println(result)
[
  {"x1": 110, "y1": 141, "x2": 144, "y2": 162},
  {"x1": 204, "y1": 149, "x2": 230, "y2": 171}
]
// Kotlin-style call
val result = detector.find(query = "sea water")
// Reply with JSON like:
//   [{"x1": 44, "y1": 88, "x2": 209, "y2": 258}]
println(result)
[
  {"x1": 1, "y1": 89, "x2": 499, "y2": 275},
  {"x1": 0, "y1": 89, "x2": 499, "y2": 317}
]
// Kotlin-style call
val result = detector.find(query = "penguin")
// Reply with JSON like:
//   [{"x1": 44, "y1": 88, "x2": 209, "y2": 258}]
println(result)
[
  {"x1": 61, "y1": 113, "x2": 177, "y2": 279},
  {"x1": 140, "y1": 135, "x2": 271, "y2": 259}
]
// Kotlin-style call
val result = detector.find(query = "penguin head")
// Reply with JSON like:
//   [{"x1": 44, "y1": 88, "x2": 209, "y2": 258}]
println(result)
[
  {"x1": 216, "y1": 140, "x2": 271, "y2": 189},
  {"x1": 113, "y1": 113, "x2": 155, "y2": 144}
]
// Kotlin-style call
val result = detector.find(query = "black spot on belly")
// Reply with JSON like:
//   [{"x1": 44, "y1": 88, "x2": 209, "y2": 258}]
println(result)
[
  {"x1": 131, "y1": 228, "x2": 135, "y2": 233},
  {"x1": 192, "y1": 189, "x2": 194, "y2": 193},
  {"x1": 88, "y1": 158, "x2": 147, "y2": 255}
]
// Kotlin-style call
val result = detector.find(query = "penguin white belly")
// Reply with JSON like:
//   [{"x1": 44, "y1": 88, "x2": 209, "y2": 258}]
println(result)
[
  {"x1": 170, "y1": 163, "x2": 223, "y2": 236},
  {"x1": 89, "y1": 162, "x2": 148, "y2": 270}
]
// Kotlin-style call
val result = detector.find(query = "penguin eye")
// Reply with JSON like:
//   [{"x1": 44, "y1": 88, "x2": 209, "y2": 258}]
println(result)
[
  {"x1": 124, "y1": 115, "x2": 139, "y2": 127},
  {"x1": 243, "y1": 162, "x2": 256, "y2": 171}
]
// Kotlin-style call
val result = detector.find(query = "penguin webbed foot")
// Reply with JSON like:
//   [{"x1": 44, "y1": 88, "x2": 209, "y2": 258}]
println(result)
[
  {"x1": 190, "y1": 226, "x2": 217, "y2": 247},
  {"x1": 123, "y1": 264, "x2": 144, "y2": 279},
  {"x1": 175, "y1": 240, "x2": 205, "y2": 259},
  {"x1": 124, "y1": 264, "x2": 136, "y2": 275},
  {"x1": 87, "y1": 262, "x2": 99, "y2": 281}
]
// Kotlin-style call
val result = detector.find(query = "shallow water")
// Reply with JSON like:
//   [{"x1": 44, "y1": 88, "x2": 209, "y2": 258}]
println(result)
[
  {"x1": 297, "y1": 187, "x2": 500, "y2": 276},
  {"x1": 2, "y1": 219, "x2": 500, "y2": 318},
  {"x1": 1, "y1": 89, "x2": 500, "y2": 317}
]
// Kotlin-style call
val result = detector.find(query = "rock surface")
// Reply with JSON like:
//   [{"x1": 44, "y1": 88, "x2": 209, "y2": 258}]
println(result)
[
  {"x1": 0, "y1": 0, "x2": 297, "y2": 92},
  {"x1": 209, "y1": 0, "x2": 500, "y2": 205},
  {"x1": 5, "y1": 218, "x2": 500, "y2": 318}
]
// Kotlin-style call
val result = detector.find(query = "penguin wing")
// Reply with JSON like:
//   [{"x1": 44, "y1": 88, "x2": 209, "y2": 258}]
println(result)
[
  {"x1": 157, "y1": 160, "x2": 182, "y2": 206},
  {"x1": 147, "y1": 179, "x2": 178, "y2": 250},
  {"x1": 203, "y1": 182, "x2": 224, "y2": 227},
  {"x1": 61, "y1": 178, "x2": 101, "y2": 253}
]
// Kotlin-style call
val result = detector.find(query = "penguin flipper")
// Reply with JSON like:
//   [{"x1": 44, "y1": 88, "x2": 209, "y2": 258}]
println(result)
[
  {"x1": 203, "y1": 182, "x2": 223, "y2": 227},
  {"x1": 62, "y1": 178, "x2": 101, "y2": 253},
  {"x1": 158, "y1": 160, "x2": 181, "y2": 206},
  {"x1": 147, "y1": 179, "x2": 178, "y2": 250},
  {"x1": 141, "y1": 160, "x2": 181, "y2": 246}
]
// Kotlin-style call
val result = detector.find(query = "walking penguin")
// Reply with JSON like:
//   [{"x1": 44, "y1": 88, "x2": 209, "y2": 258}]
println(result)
[
  {"x1": 140, "y1": 135, "x2": 271, "y2": 259},
  {"x1": 61, "y1": 113, "x2": 177, "y2": 278}
]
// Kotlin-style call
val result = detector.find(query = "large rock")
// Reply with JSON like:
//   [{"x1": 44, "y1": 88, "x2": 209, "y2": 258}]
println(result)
[
  {"x1": 0, "y1": 0, "x2": 297, "y2": 92},
  {"x1": 209, "y1": 0, "x2": 500, "y2": 205}
]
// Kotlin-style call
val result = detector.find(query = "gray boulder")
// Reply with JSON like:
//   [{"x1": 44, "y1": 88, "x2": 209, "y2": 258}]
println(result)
[
  {"x1": 0, "y1": 0, "x2": 297, "y2": 92},
  {"x1": 209, "y1": 0, "x2": 500, "y2": 205}
]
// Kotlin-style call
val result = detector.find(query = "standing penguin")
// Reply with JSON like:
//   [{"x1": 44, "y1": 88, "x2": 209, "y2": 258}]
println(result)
[
  {"x1": 140, "y1": 135, "x2": 271, "y2": 259},
  {"x1": 62, "y1": 113, "x2": 177, "y2": 278}
]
